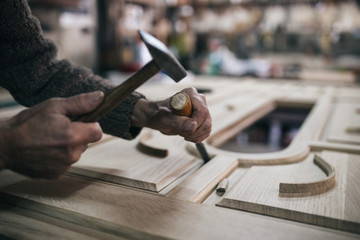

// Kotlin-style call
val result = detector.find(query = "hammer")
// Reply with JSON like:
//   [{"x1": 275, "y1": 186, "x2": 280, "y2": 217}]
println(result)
[
  {"x1": 170, "y1": 92, "x2": 212, "y2": 163},
  {"x1": 76, "y1": 30, "x2": 187, "y2": 122}
]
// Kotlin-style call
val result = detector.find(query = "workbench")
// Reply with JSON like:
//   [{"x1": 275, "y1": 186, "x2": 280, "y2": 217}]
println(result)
[{"x1": 1, "y1": 76, "x2": 359, "y2": 239}]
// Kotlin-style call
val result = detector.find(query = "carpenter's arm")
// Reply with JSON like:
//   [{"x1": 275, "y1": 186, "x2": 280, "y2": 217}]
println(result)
[
  {"x1": 0, "y1": 92, "x2": 104, "y2": 178},
  {"x1": 0, "y1": 0, "x2": 144, "y2": 140}
]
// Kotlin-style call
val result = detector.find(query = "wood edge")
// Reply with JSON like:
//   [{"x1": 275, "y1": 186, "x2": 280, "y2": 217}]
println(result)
[
  {"x1": 68, "y1": 167, "x2": 159, "y2": 192},
  {"x1": 345, "y1": 126, "x2": 360, "y2": 134},
  {"x1": 166, "y1": 157, "x2": 238, "y2": 202},
  {"x1": 155, "y1": 158, "x2": 201, "y2": 192},
  {"x1": 136, "y1": 141, "x2": 168, "y2": 158},
  {"x1": 205, "y1": 92, "x2": 333, "y2": 166},
  {"x1": 216, "y1": 198, "x2": 360, "y2": 234},
  {"x1": 278, "y1": 154, "x2": 336, "y2": 196},
  {"x1": 191, "y1": 159, "x2": 238, "y2": 203},
  {"x1": 208, "y1": 101, "x2": 276, "y2": 147},
  {"x1": 309, "y1": 141, "x2": 360, "y2": 154},
  {"x1": 216, "y1": 178, "x2": 229, "y2": 196},
  {"x1": 0, "y1": 192, "x2": 167, "y2": 240}
]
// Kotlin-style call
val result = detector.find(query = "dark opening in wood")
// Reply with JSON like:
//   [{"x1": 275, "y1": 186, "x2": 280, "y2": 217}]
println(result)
[{"x1": 218, "y1": 106, "x2": 312, "y2": 153}]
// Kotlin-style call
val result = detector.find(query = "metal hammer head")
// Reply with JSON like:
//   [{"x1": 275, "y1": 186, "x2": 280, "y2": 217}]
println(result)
[{"x1": 138, "y1": 30, "x2": 187, "y2": 82}]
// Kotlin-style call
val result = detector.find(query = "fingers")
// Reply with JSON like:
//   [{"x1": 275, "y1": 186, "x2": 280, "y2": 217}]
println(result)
[
  {"x1": 181, "y1": 88, "x2": 210, "y2": 125},
  {"x1": 184, "y1": 117, "x2": 212, "y2": 143},
  {"x1": 179, "y1": 88, "x2": 212, "y2": 143},
  {"x1": 69, "y1": 122, "x2": 103, "y2": 144},
  {"x1": 46, "y1": 91, "x2": 104, "y2": 118},
  {"x1": 155, "y1": 87, "x2": 211, "y2": 143}
]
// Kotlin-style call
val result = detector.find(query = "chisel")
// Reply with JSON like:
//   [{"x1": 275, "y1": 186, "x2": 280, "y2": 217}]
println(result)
[{"x1": 170, "y1": 92, "x2": 212, "y2": 163}]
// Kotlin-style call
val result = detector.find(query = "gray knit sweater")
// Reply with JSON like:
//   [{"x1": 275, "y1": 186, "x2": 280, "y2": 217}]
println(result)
[{"x1": 0, "y1": 0, "x2": 144, "y2": 139}]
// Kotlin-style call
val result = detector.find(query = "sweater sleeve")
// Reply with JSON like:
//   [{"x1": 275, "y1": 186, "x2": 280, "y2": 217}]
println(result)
[{"x1": 0, "y1": 0, "x2": 144, "y2": 140}]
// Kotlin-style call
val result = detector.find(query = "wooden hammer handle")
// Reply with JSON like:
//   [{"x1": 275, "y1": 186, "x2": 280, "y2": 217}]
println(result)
[{"x1": 76, "y1": 60, "x2": 160, "y2": 122}]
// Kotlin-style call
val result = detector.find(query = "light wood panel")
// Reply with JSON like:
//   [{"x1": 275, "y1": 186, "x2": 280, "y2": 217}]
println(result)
[
  {"x1": 197, "y1": 90, "x2": 333, "y2": 166},
  {"x1": 216, "y1": 178, "x2": 229, "y2": 196},
  {"x1": 0, "y1": 203, "x2": 120, "y2": 240},
  {"x1": 1, "y1": 173, "x2": 358, "y2": 240},
  {"x1": 309, "y1": 141, "x2": 360, "y2": 154},
  {"x1": 209, "y1": 82, "x2": 290, "y2": 141},
  {"x1": 300, "y1": 69, "x2": 355, "y2": 83},
  {"x1": 217, "y1": 151, "x2": 360, "y2": 234},
  {"x1": 203, "y1": 167, "x2": 250, "y2": 205},
  {"x1": 136, "y1": 131, "x2": 169, "y2": 158},
  {"x1": 70, "y1": 130, "x2": 202, "y2": 192},
  {"x1": 279, "y1": 154, "x2": 336, "y2": 196},
  {"x1": 166, "y1": 156, "x2": 238, "y2": 202},
  {"x1": 327, "y1": 102, "x2": 360, "y2": 145}
]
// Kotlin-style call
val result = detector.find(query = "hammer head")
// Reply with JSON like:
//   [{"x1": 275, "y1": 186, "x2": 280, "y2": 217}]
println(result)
[{"x1": 138, "y1": 30, "x2": 187, "y2": 82}]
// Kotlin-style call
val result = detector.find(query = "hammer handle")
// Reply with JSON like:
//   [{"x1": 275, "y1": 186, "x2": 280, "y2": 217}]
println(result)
[
  {"x1": 170, "y1": 92, "x2": 211, "y2": 163},
  {"x1": 76, "y1": 60, "x2": 160, "y2": 122}
]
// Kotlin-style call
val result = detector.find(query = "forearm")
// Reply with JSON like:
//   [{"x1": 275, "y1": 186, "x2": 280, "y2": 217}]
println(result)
[{"x1": 0, "y1": 0, "x2": 145, "y2": 139}]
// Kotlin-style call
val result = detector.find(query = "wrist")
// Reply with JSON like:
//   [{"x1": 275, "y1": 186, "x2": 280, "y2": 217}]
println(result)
[{"x1": 131, "y1": 98, "x2": 160, "y2": 128}]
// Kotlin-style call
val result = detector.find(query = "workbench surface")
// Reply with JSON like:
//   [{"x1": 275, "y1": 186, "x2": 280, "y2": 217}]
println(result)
[{"x1": 1, "y1": 76, "x2": 359, "y2": 239}]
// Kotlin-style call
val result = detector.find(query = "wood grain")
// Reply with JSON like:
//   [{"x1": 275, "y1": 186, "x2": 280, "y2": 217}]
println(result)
[
  {"x1": 166, "y1": 156, "x2": 238, "y2": 202},
  {"x1": 203, "y1": 167, "x2": 250, "y2": 205},
  {"x1": 279, "y1": 154, "x2": 335, "y2": 197},
  {"x1": 216, "y1": 178, "x2": 229, "y2": 196},
  {"x1": 70, "y1": 130, "x2": 201, "y2": 192},
  {"x1": 197, "y1": 90, "x2": 333, "y2": 166},
  {"x1": 1, "y1": 173, "x2": 358, "y2": 240},
  {"x1": 0, "y1": 203, "x2": 119, "y2": 240},
  {"x1": 217, "y1": 151, "x2": 360, "y2": 234},
  {"x1": 136, "y1": 131, "x2": 168, "y2": 158},
  {"x1": 309, "y1": 141, "x2": 360, "y2": 154},
  {"x1": 327, "y1": 102, "x2": 360, "y2": 145}
]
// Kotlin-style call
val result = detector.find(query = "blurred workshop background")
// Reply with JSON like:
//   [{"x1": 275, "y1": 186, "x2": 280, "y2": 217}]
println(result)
[{"x1": 1, "y1": 0, "x2": 360, "y2": 107}]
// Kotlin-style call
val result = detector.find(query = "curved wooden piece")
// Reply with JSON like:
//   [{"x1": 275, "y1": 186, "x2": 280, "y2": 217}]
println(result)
[
  {"x1": 190, "y1": 90, "x2": 334, "y2": 166},
  {"x1": 345, "y1": 125, "x2": 360, "y2": 134},
  {"x1": 309, "y1": 141, "x2": 360, "y2": 154},
  {"x1": 136, "y1": 132, "x2": 168, "y2": 158},
  {"x1": 279, "y1": 154, "x2": 336, "y2": 197}
]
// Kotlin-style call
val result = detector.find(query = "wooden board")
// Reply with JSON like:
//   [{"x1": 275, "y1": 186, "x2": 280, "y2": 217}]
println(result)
[
  {"x1": 166, "y1": 156, "x2": 238, "y2": 202},
  {"x1": 70, "y1": 129, "x2": 202, "y2": 192},
  {"x1": 217, "y1": 151, "x2": 360, "y2": 234},
  {"x1": 309, "y1": 141, "x2": 360, "y2": 154},
  {"x1": 0, "y1": 203, "x2": 119, "y2": 240},
  {"x1": 300, "y1": 69, "x2": 356, "y2": 83},
  {"x1": 0, "y1": 173, "x2": 358, "y2": 240},
  {"x1": 203, "y1": 168, "x2": 250, "y2": 205},
  {"x1": 327, "y1": 102, "x2": 360, "y2": 145},
  {"x1": 278, "y1": 154, "x2": 336, "y2": 196},
  {"x1": 197, "y1": 90, "x2": 333, "y2": 166}
]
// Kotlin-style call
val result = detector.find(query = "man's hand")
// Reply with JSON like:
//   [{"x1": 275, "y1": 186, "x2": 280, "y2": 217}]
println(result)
[
  {"x1": 132, "y1": 87, "x2": 212, "y2": 143},
  {"x1": 0, "y1": 91, "x2": 104, "y2": 179}
]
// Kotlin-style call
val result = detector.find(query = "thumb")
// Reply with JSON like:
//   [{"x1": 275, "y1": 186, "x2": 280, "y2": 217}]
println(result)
[{"x1": 58, "y1": 91, "x2": 104, "y2": 118}]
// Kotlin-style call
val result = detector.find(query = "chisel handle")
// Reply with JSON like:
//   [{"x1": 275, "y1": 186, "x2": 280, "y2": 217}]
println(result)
[{"x1": 169, "y1": 92, "x2": 211, "y2": 163}]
